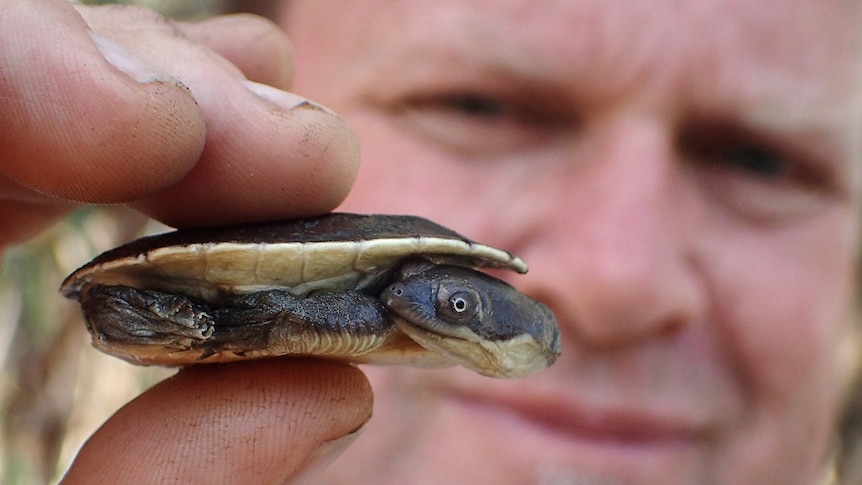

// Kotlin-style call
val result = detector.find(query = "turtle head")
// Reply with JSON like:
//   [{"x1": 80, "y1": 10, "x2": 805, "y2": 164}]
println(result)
[{"x1": 382, "y1": 265, "x2": 560, "y2": 378}]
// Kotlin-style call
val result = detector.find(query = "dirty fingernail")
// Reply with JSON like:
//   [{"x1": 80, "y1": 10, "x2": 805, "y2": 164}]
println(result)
[
  {"x1": 242, "y1": 80, "x2": 336, "y2": 114},
  {"x1": 89, "y1": 32, "x2": 169, "y2": 84}
]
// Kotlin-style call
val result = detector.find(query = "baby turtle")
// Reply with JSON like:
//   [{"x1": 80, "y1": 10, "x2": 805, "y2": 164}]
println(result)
[{"x1": 61, "y1": 213, "x2": 560, "y2": 378}]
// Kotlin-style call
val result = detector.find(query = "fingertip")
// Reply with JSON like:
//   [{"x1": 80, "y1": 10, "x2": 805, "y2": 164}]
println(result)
[
  {"x1": 132, "y1": 87, "x2": 360, "y2": 227},
  {"x1": 61, "y1": 359, "x2": 372, "y2": 485},
  {"x1": 0, "y1": 3, "x2": 207, "y2": 203}
]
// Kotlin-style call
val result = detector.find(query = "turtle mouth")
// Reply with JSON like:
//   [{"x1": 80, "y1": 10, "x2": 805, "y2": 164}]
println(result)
[
  {"x1": 393, "y1": 314, "x2": 550, "y2": 378},
  {"x1": 382, "y1": 288, "x2": 549, "y2": 378}
]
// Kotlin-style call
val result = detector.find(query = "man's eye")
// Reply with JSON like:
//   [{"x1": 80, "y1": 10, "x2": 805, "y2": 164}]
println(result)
[
  {"x1": 719, "y1": 145, "x2": 789, "y2": 180},
  {"x1": 438, "y1": 93, "x2": 508, "y2": 119},
  {"x1": 405, "y1": 91, "x2": 526, "y2": 125},
  {"x1": 680, "y1": 123, "x2": 837, "y2": 221},
  {"x1": 393, "y1": 90, "x2": 576, "y2": 157},
  {"x1": 682, "y1": 128, "x2": 812, "y2": 189}
]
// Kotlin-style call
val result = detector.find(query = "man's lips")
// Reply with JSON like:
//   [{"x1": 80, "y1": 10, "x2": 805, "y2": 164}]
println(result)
[
  {"x1": 480, "y1": 396, "x2": 703, "y2": 445},
  {"x1": 445, "y1": 385, "x2": 712, "y2": 449}
]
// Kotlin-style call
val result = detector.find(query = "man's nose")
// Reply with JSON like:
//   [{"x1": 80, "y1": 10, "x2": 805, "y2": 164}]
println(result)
[{"x1": 515, "y1": 119, "x2": 706, "y2": 349}]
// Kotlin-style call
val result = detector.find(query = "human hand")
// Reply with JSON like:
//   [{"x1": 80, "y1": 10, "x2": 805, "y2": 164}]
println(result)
[
  {"x1": 0, "y1": 0, "x2": 359, "y2": 246},
  {"x1": 62, "y1": 360, "x2": 372, "y2": 484},
  {"x1": 1, "y1": 2, "x2": 369, "y2": 483}
]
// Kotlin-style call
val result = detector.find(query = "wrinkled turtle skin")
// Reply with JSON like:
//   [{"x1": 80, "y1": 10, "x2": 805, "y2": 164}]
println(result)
[{"x1": 61, "y1": 213, "x2": 560, "y2": 378}]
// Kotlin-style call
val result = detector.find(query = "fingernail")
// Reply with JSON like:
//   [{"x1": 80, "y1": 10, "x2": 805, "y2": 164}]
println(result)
[
  {"x1": 288, "y1": 421, "x2": 368, "y2": 485},
  {"x1": 242, "y1": 80, "x2": 337, "y2": 114},
  {"x1": 89, "y1": 32, "x2": 166, "y2": 84}
]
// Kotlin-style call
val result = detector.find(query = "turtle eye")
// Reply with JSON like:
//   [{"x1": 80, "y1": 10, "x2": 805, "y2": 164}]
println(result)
[
  {"x1": 437, "y1": 288, "x2": 480, "y2": 323},
  {"x1": 451, "y1": 294, "x2": 470, "y2": 313}
]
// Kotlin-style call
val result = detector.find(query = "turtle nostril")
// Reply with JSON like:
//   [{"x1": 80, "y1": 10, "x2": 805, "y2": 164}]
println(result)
[{"x1": 392, "y1": 285, "x2": 404, "y2": 297}]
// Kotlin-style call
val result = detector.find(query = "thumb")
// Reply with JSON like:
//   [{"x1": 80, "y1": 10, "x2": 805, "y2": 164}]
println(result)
[
  {"x1": 1, "y1": 0, "x2": 205, "y2": 203},
  {"x1": 61, "y1": 359, "x2": 372, "y2": 485}
]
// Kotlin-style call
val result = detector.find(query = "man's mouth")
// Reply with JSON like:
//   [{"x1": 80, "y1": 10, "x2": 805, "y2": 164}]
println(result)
[{"x1": 439, "y1": 383, "x2": 715, "y2": 481}]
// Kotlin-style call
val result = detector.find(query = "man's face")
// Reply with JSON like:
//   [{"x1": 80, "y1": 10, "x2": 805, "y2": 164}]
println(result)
[{"x1": 279, "y1": 1, "x2": 862, "y2": 483}]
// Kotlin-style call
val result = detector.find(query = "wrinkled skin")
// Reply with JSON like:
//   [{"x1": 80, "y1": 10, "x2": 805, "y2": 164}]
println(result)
[{"x1": 278, "y1": 1, "x2": 862, "y2": 484}]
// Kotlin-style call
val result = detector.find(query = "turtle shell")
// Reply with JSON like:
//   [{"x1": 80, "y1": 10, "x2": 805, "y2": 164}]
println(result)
[{"x1": 60, "y1": 213, "x2": 527, "y2": 303}]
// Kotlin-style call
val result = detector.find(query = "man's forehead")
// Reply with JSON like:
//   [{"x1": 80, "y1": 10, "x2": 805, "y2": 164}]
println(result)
[
  {"x1": 366, "y1": 2, "x2": 861, "y2": 124},
  {"x1": 279, "y1": 0, "x2": 862, "y2": 165}
]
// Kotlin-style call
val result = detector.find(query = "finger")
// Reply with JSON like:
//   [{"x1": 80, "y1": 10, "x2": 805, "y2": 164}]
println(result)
[
  {"x1": 177, "y1": 14, "x2": 295, "y2": 90},
  {"x1": 0, "y1": 200, "x2": 72, "y2": 249},
  {"x1": 132, "y1": 85, "x2": 359, "y2": 227},
  {"x1": 78, "y1": 6, "x2": 360, "y2": 227},
  {"x1": 0, "y1": 174, "x2": 73, "y2": 248},
  {"x1": 61, "y1": 359, "x2": 373, "y2": 485},
  {"x1": 0, "y1": 0, "x2": 206, "y2": 203}
]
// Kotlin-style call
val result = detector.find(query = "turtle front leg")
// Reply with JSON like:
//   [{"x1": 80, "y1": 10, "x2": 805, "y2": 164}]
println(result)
[{"x1": 208, "y1": 289, "x2": 400, "y2": 360}]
